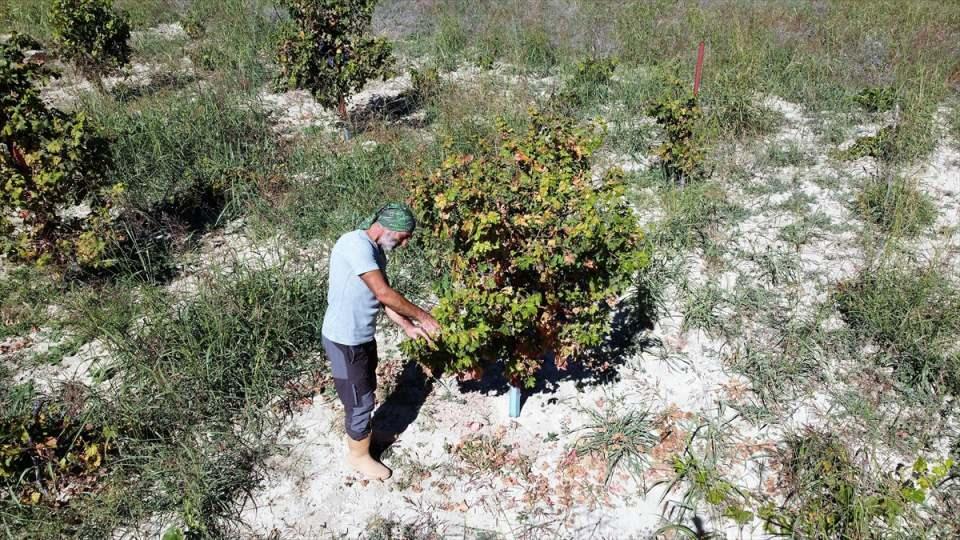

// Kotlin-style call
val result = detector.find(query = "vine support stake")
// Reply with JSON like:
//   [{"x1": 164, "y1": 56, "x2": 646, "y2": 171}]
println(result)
[
  {"x1": 694, "y1": 41, "x2": 705, "y2": 97},
  {"x1": 508, "y1": 385, "x2": 521, "y2": 418}
]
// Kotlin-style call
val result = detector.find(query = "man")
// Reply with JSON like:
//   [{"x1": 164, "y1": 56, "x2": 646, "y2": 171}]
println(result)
[{"x1": 321, "y1": 203, "x2": 440, "y2": 481}]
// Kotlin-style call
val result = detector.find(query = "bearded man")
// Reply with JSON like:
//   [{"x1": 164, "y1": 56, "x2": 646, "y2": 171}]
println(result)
[{"x1": 321, "y1": 203, "x2": 440, "y2": 480}]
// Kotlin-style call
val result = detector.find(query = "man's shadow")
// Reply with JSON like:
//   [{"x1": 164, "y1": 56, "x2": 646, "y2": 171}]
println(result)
[
  {"x1": 370, "y1": 360, "x2": 432, "y2": 456},
  {"x1": 370, "y1": 289, "x2": 657, "y2": 454}
]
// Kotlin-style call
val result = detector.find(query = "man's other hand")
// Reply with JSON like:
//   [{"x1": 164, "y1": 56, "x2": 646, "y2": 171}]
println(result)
[
  {"x1": 418, "y1": 314, "x2": 441, "y2": 336},
  {"x1": 405, "y1": 325, "x2": 436, "y2": 346}
]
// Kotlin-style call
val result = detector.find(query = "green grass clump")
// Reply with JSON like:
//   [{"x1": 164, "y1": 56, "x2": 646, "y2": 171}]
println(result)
[
  {"x1": 114, "y1": 266, "x2": 327, "y2": 425},
  {"x1": 854, "y1": 87, "x2": 896, "y2": 112},
  {"x1": 0, "y1": 267, "x2": 60, "y2": 339},
  {"x1": 856, "y1": 175, "x2": 937, "y2": 237},
  {"x1": 765, "y1": 144, "x2": 812, "y2": 168},
  {"x1": 268, "y1": 139, "x2": 422, "y2": 242},
  {"x1": 643, "y1": 178, "x2": 745, "y2": 254},
  {"x1": 572, "y1": 408, "x2": 657, "y2": 484},
  {"x1": 835, "y1": 265, "x2": 960, "y2": 396}
]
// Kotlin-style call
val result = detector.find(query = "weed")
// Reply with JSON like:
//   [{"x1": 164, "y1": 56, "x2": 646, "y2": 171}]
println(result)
[
  {"x1": 571, "y1": 407, "x2": 656, "y2": 485},
  {"x1": 448, "y1": 435, "x2": 532, "y2": 480},
  {"x1": 550, "y1": 56, "x2": 617, "y2": 113},
  {"x1": 365, "y1": 514, "x2": 443, "y2": 540},
  {"x1": 835, "y1": 264, "x2": 960, "y2": 396},
  {"x1": 854, "y1": 87, "x2": 896, "y2": 113},
  {"x1": 654, "y1": 415, "x2": 755, "y2": 535},
  {"x1": 842, "y1": 124, "x2": 898, "y2": 161},
  {"x1": 0, "y1": 266, "x2": 59, "y2": 339},
  {"x1": 855, "y1": 174, "x2": 936, "y2": 237},
  {"x1": 99, "y1": 88, "x2": 278, "y2": 280},
  {"x1": 0, "y1": 384, "x2": 115, "y2": 507},
  {"x1": 764, "y1": 144, "x2": 812, "y2": 168},
  {"x1": 0, "y1": 266, "x2": 331, "y2": 537},
  {"x1": 949, "y1": 104, "x2": 960, "y2": 149},
  {"x1": 681, "y1": 281, "x2": 726, "y2": 333},
  {"x1": 643, "y1": 179, "x2": 745, "y2": 255}
]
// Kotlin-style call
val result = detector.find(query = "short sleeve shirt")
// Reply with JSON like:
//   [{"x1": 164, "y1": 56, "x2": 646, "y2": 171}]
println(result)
[{"x1": 321, "y1": 230, "x2": 387, "y2": 345}]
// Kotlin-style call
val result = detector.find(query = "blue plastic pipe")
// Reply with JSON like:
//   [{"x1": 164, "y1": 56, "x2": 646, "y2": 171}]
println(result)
[{"x1": 508, "y1": 385, "x2": 521, "y2": 418}]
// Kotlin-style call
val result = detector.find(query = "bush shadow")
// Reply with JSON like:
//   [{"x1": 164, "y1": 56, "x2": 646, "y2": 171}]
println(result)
[
  {"x1": 109, "y1": 71, "x2": 198, "y2": 103},
  {"x1": 455, "y1": 288, "x2": 658, "y2": 411},
  {"x1": 348, "y1": 89, "x2": 430, "y2": 133}
]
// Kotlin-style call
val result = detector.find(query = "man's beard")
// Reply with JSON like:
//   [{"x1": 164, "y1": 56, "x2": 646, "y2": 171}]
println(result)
[{"x1": 378, "y1": 234, "x2": 399, "y2": 252}]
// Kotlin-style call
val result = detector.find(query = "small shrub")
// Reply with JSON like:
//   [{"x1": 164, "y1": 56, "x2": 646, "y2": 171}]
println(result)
[
  {"x1": 274, "y1": 0, "x2": 393, "y2": 120},
  {"x1": 856, "y1": 174, "x2": 936, "y2": 236},
  {"x1": 842, "y1": 124, "x2": 897, "y2": 161},
  {"x1": 648, "y1": 81, "x2": 705, "y2": 186},
  {"x1": 835, "y1": 265, "x2": 960, "y2": 395},
  {"x1": 0, "y1": 35, "x2": 122, "y2": 268},
  {"x1": 409, "y1": 65, "x2": 441, "y2": 106},
  {"x1": 0, "y1": 385, "x2": 116, "y2": 507},
  {"x1": 854, "y1": 87, "x2": 896, "y2": 112},
  {"x1": 50, "y1": 0, "x2": 131, "y2": 80},
  {"x1": 762, "y1": 430, "x2": 952, "y2": 539},
  {"x1": 551, "y1": 56, "x2": 617, "y2": 112},
  {"x1": 404, "y1": 111, "x2": 649, "y2": 387}
]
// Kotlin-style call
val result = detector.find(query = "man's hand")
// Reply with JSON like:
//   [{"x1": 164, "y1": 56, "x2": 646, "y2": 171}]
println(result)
[
  {"x1": 404, "y1": 325, "x2": 436, "y2": 346},
  {"x1": 417, "y1": 313, "x2": 441, "y2": 336}
]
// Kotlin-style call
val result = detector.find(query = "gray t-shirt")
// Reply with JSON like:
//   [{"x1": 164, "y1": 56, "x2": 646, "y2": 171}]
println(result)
[{"x1": 321, "y1": 230, "x2": 387, "y2": 346}]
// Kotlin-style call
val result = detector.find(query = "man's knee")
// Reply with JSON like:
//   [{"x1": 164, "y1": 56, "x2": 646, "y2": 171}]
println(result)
[{"x1": 345, "y1": 388, "x2": 375, "y2": 440}]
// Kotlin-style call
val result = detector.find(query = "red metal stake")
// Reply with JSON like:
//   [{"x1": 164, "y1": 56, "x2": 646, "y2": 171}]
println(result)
[{"x1": 693, "y1": 41, "x2": 705, "y2": 97}]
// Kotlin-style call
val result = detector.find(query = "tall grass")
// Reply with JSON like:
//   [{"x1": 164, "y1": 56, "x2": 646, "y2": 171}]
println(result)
[
  {"x1": 0, "y1": 265, "x2": 329, "y2": 537},
  {"x1": 80, "y1": 87, "x2": 279, "y2": 281},
  {"x1": 411, "y1": 0, "x2": 959, "y2": 153}
]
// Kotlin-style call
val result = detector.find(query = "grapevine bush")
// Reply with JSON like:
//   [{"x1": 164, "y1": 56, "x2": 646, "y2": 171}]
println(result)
[
  {"x1": 0, "y1": 35, "x2": 122, "y2": 268},
  {"x1": 274, "y1": 0, "x2": 393, "y2": 120},
  {"x1": 403, "y1": 111, "x2": 650, "y2": 387},
  {"x1": 50, "y1": 0, "x2": 131, "y2": 81}
]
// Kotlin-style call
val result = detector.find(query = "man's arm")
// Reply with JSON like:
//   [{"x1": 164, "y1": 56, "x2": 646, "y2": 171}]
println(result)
[
  {"x1": 384, "y1": 306, "x2": 414, "y2": 331},
  {"x1": 360, "y1": 270, "x2": 440, "y2": 334}
]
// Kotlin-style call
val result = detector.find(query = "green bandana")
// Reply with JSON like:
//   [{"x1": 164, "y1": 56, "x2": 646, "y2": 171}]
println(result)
[{"x1": 359, "y1": 202, "x2": 416, "y2": 233}]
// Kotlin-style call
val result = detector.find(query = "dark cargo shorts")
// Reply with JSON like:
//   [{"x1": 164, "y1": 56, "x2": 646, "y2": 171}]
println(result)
[{"x1": 322, "y1": 336, "x2": 378, "y2": 441}]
